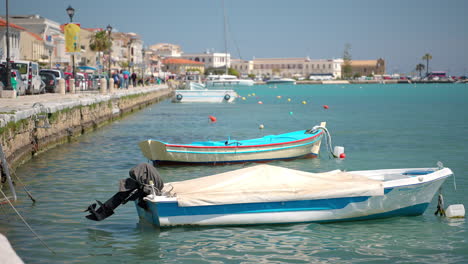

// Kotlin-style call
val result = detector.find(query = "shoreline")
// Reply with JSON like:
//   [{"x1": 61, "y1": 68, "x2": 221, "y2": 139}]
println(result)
[
  {"x1": 0, "y1": 85, "x2": 173, "y2": 170},
  {"x1": 255, "y1": 80, "x2": 466, "y2": 85}
]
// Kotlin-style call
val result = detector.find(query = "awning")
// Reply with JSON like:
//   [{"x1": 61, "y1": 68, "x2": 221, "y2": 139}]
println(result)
[{"x1": 78, "y1": 66, "x2": 97, "y2": 71}]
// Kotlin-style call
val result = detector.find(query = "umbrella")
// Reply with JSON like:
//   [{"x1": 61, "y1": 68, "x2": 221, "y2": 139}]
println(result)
[
  {"x1": 122, "y1": 70, "x2": 130, "y2": 75},
  {"x1": 78, "y1": 66, "x2": 97, "y2": 71}
]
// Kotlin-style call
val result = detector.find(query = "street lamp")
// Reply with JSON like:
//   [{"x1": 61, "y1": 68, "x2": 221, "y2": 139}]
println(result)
[
  {"x1": 106, "y1": 24, "x2": 112, "y2": 78},
  {"x1": 4, "y1": 0, "x2": 12, "y2": 91},
  {"x1": 66, "y1": 5, "x2": 76, "y2": 79},
  {"x1": 142, "y1": 47, "x2": 146, "y2": 79}
]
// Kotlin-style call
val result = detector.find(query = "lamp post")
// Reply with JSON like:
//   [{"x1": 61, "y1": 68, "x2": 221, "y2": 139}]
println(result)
[
  {"x1": 142, "y1": 47, "x2": 146, "y2": 79},
  {"x1": 4, "y1": 0, "x2": 12, "y2": 90},
  {"x1": 106, "y1": 24, "x2": 112, "y2": 78},
  {"x1": 66, "y1": 5, "x2": 75, "y2": 79}
]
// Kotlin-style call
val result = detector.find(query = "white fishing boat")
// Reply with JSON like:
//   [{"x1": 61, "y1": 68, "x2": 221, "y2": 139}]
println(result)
[
  {"x1": 135, "y1": 164, "x2": 453, "y2": 227},
  {"x1": 265, "y1": 77, "x2": 296, "y2": 85},
  {"x1": 205, "y1": 74, "x2": 254, "y2": 87}
]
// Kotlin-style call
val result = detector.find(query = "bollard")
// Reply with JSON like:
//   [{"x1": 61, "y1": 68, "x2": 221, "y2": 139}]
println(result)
[
  {"x1": 100, "y1": 78, "x2": 107, "y2": 94},
  {"x1": 70, "y1": 78, "x2": 75, "y2": 94},
  {"x1": 109, "y1": 78, "x2": 114, "y2": 94},
  {"x1": 58, "y1": 79, "x2": 66, "y2": 94}
]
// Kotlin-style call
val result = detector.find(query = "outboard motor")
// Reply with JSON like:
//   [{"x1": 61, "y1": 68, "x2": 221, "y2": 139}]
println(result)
[{"x1": 85, "y1": 163, "x2": 164, "y2": 221}]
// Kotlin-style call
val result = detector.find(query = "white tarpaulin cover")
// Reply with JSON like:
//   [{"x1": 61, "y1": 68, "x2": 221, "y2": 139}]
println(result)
[{"x1": 163, "y1": 165, "x2": 384, "y2": 207}]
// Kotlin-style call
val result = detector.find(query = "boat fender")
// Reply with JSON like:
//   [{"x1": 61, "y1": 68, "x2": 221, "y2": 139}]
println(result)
[
  {"x1": 224, "y1": 94, "x2": 231, "y2": 101},
  {"x1": 176, "y1": 94, "x2": 183, "y2": 100}
]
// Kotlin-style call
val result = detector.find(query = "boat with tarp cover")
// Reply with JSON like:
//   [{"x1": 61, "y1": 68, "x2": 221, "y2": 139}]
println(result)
[
  {"x1": 139, "y1": 122, "x2": 328, "y2": 165},
  {"x1": 136, "y1": 164, "x2": 453, "y2": 227}
]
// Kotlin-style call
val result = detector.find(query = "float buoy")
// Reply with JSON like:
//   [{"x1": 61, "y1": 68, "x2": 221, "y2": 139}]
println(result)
[
  {"x1": 224, "y1": 94, "x2": 231, "y2": 101},
  {"x1": 242, "y1": 97, "x2": 246, "y2": 100},
  {"x1": 258, "y1": 101, "x2": 263, "y2": 104},
  {"x1": 209, "y1": 115, "x2": 217, "y2": 123},
  {"x1": 176, "y1": 94, "x2": 183, "y2": 100},
  {"x1": 339, "y1": 153, "x2": 346, "y2": 159},
  {"x1": 287, "y1": 98, "x2": 291, "y2": 102},
  {"x1": 259, "y1": 124, "x2": 264, "y2": 129},
  {"x1": 277, "y1": 96, "x2": 282, "y2": 99},
  {"x1": 323, "y1": 105, "x2": 329, "y2": 109},
  {"x1": 302, "y1": 101, "x2": 307, "y2": 105}
]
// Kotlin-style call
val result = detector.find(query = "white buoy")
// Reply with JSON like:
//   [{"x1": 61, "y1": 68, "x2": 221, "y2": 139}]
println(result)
[
  {"x1": 446, "y1": 204, "x2": 465, "y2": 218},
  {"x1": 259, "y1": 124, "x2": 264, "y2": 130},
  {"x1": 333, "y1": 146, "x2": 344, "y2": 157}
]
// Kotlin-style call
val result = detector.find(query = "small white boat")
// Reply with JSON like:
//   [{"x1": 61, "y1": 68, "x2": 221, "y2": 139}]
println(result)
[
  {"x1": 205, "y1": 74, "x2": 254, "y2": 87},
  {"x1": 266, "y1": 77, "x2": 296, "y2": 85},
  {"x1": 139, "y1": 122, "x2": 327, "y2": 165},
  {"x1": 136, "y1": 164, "x2": 453, "y2": 227},
  {"x1": 172, "y1": 74, "x2": 237, "y2": 103}
]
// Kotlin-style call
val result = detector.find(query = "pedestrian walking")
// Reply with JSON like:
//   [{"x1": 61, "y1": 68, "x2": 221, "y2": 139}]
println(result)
[{"x1": 131, "y1": 72, "x2": 137, "y2": 87}]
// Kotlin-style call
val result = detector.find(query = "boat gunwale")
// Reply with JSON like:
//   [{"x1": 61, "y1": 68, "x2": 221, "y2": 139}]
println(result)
[{"x1": 163, "y1": 130, "x2": 324, "y2": 149}]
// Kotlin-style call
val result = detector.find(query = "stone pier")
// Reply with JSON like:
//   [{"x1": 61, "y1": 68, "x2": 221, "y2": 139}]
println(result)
[{"x1": 0, "y1": 85, "x2": 173, "y2": 170}]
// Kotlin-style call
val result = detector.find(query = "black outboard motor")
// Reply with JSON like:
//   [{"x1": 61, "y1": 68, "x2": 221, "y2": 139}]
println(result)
[{"x1": 85, "y1": 163, "x2": 164, "y2": 221}]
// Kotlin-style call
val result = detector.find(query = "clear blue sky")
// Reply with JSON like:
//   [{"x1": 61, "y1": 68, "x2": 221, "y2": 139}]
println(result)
[{"x1": 4, "y1": 0, "x2": 468, "y2": 75}]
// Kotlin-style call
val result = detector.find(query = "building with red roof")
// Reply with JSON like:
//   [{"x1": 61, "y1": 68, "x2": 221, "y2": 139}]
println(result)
[{"x1": 0, "y1": 18, "x2": 26, "y2": 61}]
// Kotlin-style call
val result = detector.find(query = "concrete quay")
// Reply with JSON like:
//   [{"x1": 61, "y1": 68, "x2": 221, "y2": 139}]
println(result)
[{"x1": 0, "y1": 85, "x2": 173, "y2": 169}]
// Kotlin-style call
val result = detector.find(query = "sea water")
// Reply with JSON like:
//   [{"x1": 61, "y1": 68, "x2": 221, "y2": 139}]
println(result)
[{"x1": 1, "y1": 83, "x2": 467, "y2": 263}]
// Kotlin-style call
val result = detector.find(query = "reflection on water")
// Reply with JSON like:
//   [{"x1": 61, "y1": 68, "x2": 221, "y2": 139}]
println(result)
[{"x1": 1, "y1": 84, "x2": 467, "y2": 263}]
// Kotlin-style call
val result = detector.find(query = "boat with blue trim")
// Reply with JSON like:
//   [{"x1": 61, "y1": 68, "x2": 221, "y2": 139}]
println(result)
[
  {"x1": 138, "y1": 122, "x2": 328, "y2": 165},
  {"x1": 265, "y1": 77, "x2": 296, "y2": 85},
  {"x1": 136, "y1": 164, "x2": 453, "y2": 227}
]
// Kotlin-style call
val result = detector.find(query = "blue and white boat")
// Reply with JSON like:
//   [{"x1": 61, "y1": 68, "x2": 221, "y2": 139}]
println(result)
[
  {"x1": 139, "y1": 122, "x2": 328, "y2": 165},
  {"x1": 136, "y1": 164, "x2": 453, "y2": 227},
  {"x1": 265, "y1": 77, "x2": 296, "y2": 85}
]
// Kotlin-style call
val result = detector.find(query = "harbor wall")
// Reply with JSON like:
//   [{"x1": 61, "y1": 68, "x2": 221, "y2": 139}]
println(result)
[{"x1": 0, "y1": 86, "x2": 173, "y2": 170}]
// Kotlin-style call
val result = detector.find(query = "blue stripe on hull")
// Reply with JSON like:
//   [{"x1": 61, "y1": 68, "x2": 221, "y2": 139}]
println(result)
[{"x1": 153, "y1": 196, "x2": 371, "y2": 217}]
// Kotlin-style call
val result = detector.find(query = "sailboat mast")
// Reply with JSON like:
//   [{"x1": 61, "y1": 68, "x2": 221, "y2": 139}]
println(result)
[{"x1": 222, "y1": 0, "x2": 228, "y2": 75}]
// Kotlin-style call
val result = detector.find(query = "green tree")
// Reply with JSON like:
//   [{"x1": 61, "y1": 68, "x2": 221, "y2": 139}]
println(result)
[
  {"x1": 228, "y1": 67, "x2": 240, "y2": 77},
  {"x1": 248, "y1": 73, "x2": 256, "y2": 79},
  {"x1": 422, "y1": 53, "x2": 432, "y2": 76},
  {"x1": 89, "y1": 30, "x2": 112, "y2": 74},
  {"x1": 342, "y1": 43, "x2": 352, "y2": 79},
  {"x1": 415, "y1": 63, "x2": 425, "y2": 77}
]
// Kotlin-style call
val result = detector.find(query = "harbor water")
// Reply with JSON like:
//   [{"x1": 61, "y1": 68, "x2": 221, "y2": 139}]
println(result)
[{"x1": 1, "y1": 83, "x2": 468, "y2": 263}]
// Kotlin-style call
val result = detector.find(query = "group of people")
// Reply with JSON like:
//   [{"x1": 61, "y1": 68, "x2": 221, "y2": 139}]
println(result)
[{"x1": 111, "y1": 70, "x2": 138, "y2": 89}]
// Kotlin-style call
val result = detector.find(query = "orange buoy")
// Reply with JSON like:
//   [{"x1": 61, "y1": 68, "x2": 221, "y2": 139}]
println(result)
[
  {"x1": 209, "y1": 115, "x2": 217, "y2": 122},
  {"x1": 323, "y1": 105, "x2": 329, "y2": 109},
  {"x1": 339, "y1": 153, "x2": 346, "y2": 159}
]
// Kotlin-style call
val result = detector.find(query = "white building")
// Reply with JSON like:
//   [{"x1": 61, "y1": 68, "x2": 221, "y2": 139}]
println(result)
[
  {"x1": 231, "y1": 57, "x2": 343, "y2": 79},
  {"x1": 149, "y1": 43, "x2": 182, "y2": 57},
  {"x1": 2, "y1": 15, "x2": 66, "y2": 66},
  {"x1": 0, "y1": 18, "x2": 24, "y2": 61},
  {"x1": 181, "y1": 51, "x2": 230, "y2": 69}
]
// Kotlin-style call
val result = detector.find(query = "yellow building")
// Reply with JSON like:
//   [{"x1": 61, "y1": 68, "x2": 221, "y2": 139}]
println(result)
[
  {"x1": 19, "y1": 31, "x2": 46, "y2": 63},
  {"x1": 349, "y1": 59, "x2": 385, "y2": 76}
]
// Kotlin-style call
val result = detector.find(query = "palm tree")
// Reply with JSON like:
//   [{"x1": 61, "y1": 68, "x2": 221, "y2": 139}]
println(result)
[
  {"x1": 422, "y1": 53, "x2": 432, "y2": 76},
  {"x1": 415, "y1": 63, "x2": 425, "y2": 77},
  {"x1": 89, "y1": 30, "x2": 112, "y2": 74}
]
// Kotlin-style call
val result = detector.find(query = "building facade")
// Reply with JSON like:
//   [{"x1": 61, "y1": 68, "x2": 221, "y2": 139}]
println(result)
[
  {"x1": 349, "y1": 59, "x2": 385, "y2": 77},
  {"x1": 149, "y1": 43, "x2": 182, "y2": 57},
  {"x1": 231, "y1": 57, "x2": 344, "y2": 79},
  {"x1": 0, "y1": 18, "x2": 25, "y2": 61},
  {"x1": 181, "y1": 52, "x2": 230, "y2": 70},
  {"x1": 162, "y1": 58, "x2": 205, "y2": 75},
  {"x1": 4, "y1": 15, "x2": 66, "y2": 67}
]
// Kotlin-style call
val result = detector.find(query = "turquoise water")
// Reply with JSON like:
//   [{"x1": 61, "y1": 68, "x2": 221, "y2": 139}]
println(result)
[{"x1": 1, "y1": 83, "x2": 468, "y2": 263}]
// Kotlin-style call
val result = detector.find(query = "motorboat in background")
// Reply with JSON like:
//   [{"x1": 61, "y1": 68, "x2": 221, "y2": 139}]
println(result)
[
  {"x1": 172, "y1": 73, "x2": 237, "y2": 103},
  {"x1": 139, "y1": 122, "x2": 328, "y2": 165},
  {"x1": 265, "y1": 77, "x2": 296, "y2": 85},
  {"x1": 205, "y1": 74, "x2": 254, "y2": 87}
]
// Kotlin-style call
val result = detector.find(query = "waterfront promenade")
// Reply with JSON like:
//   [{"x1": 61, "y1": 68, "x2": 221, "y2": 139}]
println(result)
[{"x1": 0, "y1": 85, "x2": 173, "y2": 169}]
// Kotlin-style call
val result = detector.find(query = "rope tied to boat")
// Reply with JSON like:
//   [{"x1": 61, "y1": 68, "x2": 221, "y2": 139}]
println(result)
[
  {"x1": 434, "y1": 189, "x2": 446, "y2": 216},
  {"x1": 311, "y1": 125, "x2": 338, "y2": 158}
]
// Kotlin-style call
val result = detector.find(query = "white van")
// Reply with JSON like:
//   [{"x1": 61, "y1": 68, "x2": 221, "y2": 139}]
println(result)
[{"x1": 1, "y1": 60, "x2": 44, "y2": 94}]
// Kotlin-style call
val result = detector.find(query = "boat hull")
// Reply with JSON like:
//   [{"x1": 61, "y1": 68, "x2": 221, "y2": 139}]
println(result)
[
  {"x1": 172, "y1": 90, "x2": 237, "y2": 103},
  {"x1": 139, "y1": 130, "x2": 324, "y2": 165},
  {"x1": 136, "y1": 171, "x2": 449, "y2": 227}
]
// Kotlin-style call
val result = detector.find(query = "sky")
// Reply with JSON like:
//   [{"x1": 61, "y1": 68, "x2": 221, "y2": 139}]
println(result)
[{"x1": 3, "y1": 0, "x2": 468, "y2": 75}]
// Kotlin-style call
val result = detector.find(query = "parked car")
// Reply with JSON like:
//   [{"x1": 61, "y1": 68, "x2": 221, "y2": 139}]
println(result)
[
  {"x1": 1, "y1": 60, "x2": 43, "y2": 94},
  {"x1": 39, "y1": 72, "x2": 58, "y2": 93},
  {"x1": 40, "y1": 69, "x2": 65, "y2": 81}
]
